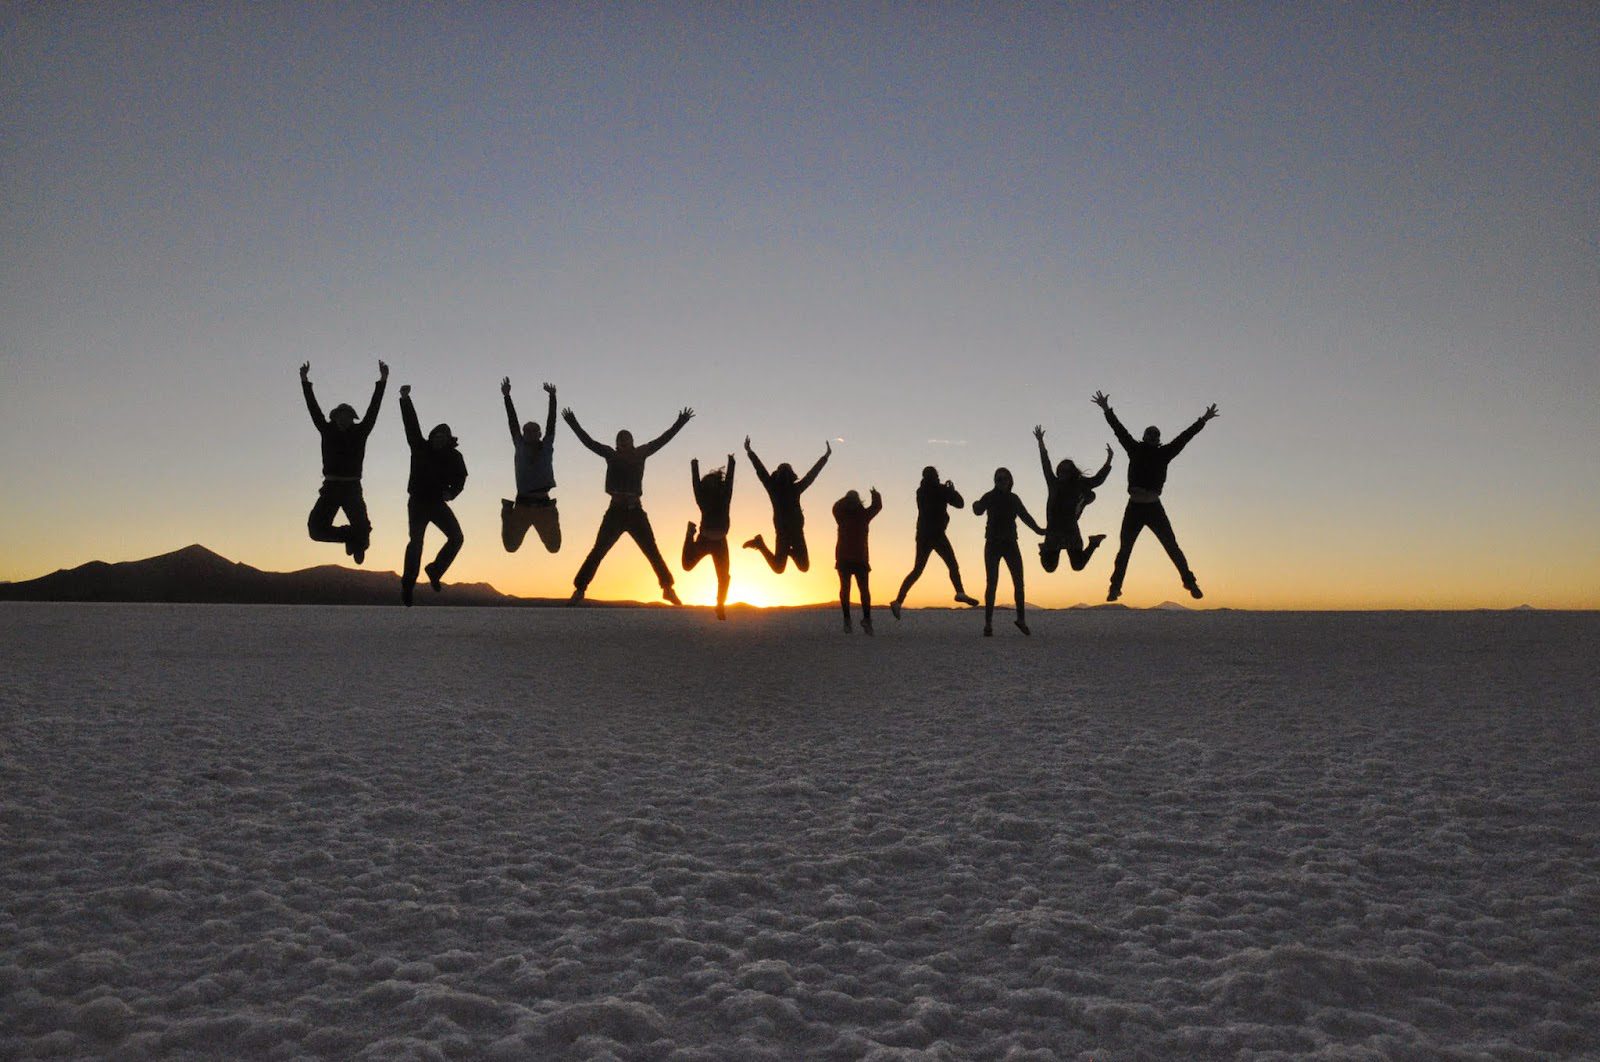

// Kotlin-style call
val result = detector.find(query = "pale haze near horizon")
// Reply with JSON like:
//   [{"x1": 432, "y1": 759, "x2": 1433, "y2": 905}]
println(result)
[{"x1": 2, "y1": 5, "x2": 1596, "y2": 608}]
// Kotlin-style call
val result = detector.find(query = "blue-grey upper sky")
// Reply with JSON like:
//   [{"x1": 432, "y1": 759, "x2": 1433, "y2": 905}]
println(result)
[{"x1": 3, "y1": 4, "x2": 1596, "y2": 606}]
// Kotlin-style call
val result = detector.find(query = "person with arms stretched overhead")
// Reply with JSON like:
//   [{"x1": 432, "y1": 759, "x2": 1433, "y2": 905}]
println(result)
[
  {"x1": 398, "y1": 384, "x2": 468, "y2": 607},
  {"x1": 742, "y1": 436, "x2": 830, "y2": 574},
  {"x1": 890, "y1": 466, "x2": 979, "y2": 618},
  {"x1": 833, "y1": 487, "x2": 883, "y2": 634},
  {"x1": 301, "y1": 360, "x2": 386, "y2": 564},
  {"x1": 565, "y1": 403, "x2": 694, "y2": 605},
  {"x1": 1033, "y1": 425, "x2": 1112, "y2": 574},
  {"x1": 683, "y1": 452, "x2": 736, "y2": 620},
  {"x1": 1093, "y1": 390, "x2": 1219, "y2": 601},
  {"x1": 500, "y1": 377, "x2": 561, "y2": 554},
  {"x1": 973, "y1": 467, "x2": 1045, "y2": 637}
]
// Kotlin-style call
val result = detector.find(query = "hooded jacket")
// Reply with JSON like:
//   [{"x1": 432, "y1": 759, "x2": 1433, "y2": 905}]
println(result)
[{"x1": 401, "y1": 394, "x2": 468, "y2": 503}]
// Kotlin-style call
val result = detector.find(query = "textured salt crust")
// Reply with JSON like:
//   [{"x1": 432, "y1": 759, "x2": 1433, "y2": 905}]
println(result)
[{"x1": 1, "y1": 604, "x2": 1597, "y2": 1060}]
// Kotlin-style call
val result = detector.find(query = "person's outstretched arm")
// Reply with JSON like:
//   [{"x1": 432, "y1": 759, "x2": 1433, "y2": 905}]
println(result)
[
  {"x1": 796, "y1": 441, "x2": 832, "y2": 493},
  {"x1": 866, "y1": 487, "x2": 882, "y2": 519},
  {"x1": 1017, "y1": 498, "x2": 1045, "y2": 535},
  {"x1": 1034, "y1": 425, "x2": 1054, "y2": 485},
  {"x1": 743, "y1": 436, "x2": 772, "y2": 488},
  {"x1": 945, "y1": 480, "x2": 965, "y2": 509},
  {"x1": 359, "y1": 361, "x2": 388, "y2": 436},
  {"x1": 638, "y1": 407, "x2": 694, "y2": 458},
  {"x1": 725, "y1": 453, "x2": 736, "y2": 495},
  {"x1": 1087, "y1": 444, "x2": 1114, "y2": 488},
  {"x1": 300, "y1": 362, "x2": 326, "y2": 430},
  {"x1": 1163, "y1": 404, "x2": 1219, "y2": 460},
  {"x1": 690, "y1": 457, "x2": 702, "y2": 503},
  {"x1": 561, "y1": 408, "x2": 611, "y2": 457},
  {"x1": 1093, "y1": 391, "x2": 1136, "y2": 453},
  {"x1": 502, "y1": 378, "x2": 521, "y2": 444},
  {"x1": 399, "y1": 385, "x2": 423, "y2": 447},
  {"x1": 543, "y1": 382, "x2": 558, "y2": 445}
]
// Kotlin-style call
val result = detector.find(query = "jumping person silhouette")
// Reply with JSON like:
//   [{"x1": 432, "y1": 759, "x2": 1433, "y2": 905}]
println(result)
[
  {"x1": 500, "y1": 378, "x2": 561, "y2": 553},
  {"x1": 683, "y1": 453, "x2": 736, "y2": 620},
  {"x1": 398, "y1": 384, "x2": 468, "y2": 606},
  {"x1": 890, "y1": 467, "x2": 979, "y2": 618},
  {"x1": 833, "y1": 488, "x2": 883, "y2": 634},
  {"x1": 565, "y1": 404, "x2": 694, "y2": 605},
  {"x1": 1034, "y1": 425, "x2": 1112, "y2": 574},
  {"x1": 972, "y1": 467, "x2": 1044, "y2": 636},
  {"x1": 1092, "y1": 391, "x2": 1219, "y2": 601},
  {"x1": 300, "y1": 360, "x2": 386, "y2": 564},
  {"x1": 742, "y1": 437, "x2": 830, "y2": 574}
]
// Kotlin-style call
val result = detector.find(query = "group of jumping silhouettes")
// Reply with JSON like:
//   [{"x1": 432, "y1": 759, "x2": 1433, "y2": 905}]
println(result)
[{"x1": 300, "y1": 362, "x2": 1219, "y2": 634}]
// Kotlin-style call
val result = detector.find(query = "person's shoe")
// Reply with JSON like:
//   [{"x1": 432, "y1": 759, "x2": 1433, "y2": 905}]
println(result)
[
  {"x1": 982, "y1": 625, "x2": 993, "y2": 637},
  {"x1": 742, "y1": 534, "x2": 763, "y2": 551},
  {"x1": 352, "y1": 544, "x2": 366, "y2": 565},
  {"x1": 424, "y1": 563, "x2": 444, "y2": 592},
  {"x1": 685, "y1": 520, "x2": 697, "y2": 541},
  {"x1": 842, "y1": 615, "x2": 853, "y2": 634},
  {"x1": 1088, "y1": 534, "x2": 1106, "y2": 550},
  {"x1": 890, "y1": 599, "x2": 902, "y2": 620},
  {"x1": 401, "y1": 580, "x2": 414, "y2": 607},
  {"x1": 1184, "y1": 576, "x2": 1204, "y2": 600},
  {"x1": 502, "y1": 498, "x2": 513, "y2": 514},
  {"x1": 344, "y1": 539, "x2": 355, "y2": 556},
  {"x1": 568, "y1": 588, "x2": 585, "y2": 606},
  {"x1": 955, "y1": 592, "x2": 979, "y2": 607},
  {"x1": 862, "y1": 617, "x2": 874, "y2": 636},
  {"x1": 1107, "y1": 586, "x2": 1121, "y2": 602},
  {"x1": 716, "y1": 603, "x2": 727, "y2": 621},
  {"x1": 662, "y1": 586, "x2": 682, "y2": 606},
  {"x1": 1015, "y1": 619, "x2": 1031, "y2": 636}
]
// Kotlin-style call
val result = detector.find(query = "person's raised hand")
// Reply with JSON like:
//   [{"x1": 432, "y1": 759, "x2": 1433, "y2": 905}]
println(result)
[
  {"x1": 1091, "y1": 390, "x2": 1110, "y2": 409},
  {"x1": 399, "y1": 384, "x2": 411, "y2": 399},
  {"x1": 1033, "y1": 424, "x2": 1045, "y2": 441},
  {"x1": 824, "y1": 440, "x2": 833, "y2": 456},
  {"x1": 1202, "y1": 403, "x2": 1220, "y2": 421},
  {"x1": 744, "y1": 435, "x2": 752, "y2": 451},
  {"x1": 378, "y1": 360, "x2": 389, "y2": 380},
  {"x1": 542, "y1": 381, "x2": 556, "y2": 396},
  {"x1": 300, "y1": 361, "x2": 311, "y2": 380},
  {"x1": 501, "y1": 376, "x2": 512, "y2": 396},
  {"x1": 679, "y1": 407, "x2": 695, "y2": 422},
  {"x1": 561, "y1": 406, "x2": 575, "y2": 420}
]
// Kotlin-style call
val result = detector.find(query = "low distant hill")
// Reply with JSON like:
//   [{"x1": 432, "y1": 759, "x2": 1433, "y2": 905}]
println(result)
[{"x1": 0, "y1": 545, "x2": 525, "y2": 607}]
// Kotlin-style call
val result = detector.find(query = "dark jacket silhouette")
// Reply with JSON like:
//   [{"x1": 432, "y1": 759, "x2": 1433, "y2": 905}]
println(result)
[
  {"x1": 891, "y1": 467, "x2": 976, "y2": 615},
  {"x1": 398, "y1": 389, "x2": 467, "y2": 605},
  {"x1": 301, "y1": 362, "x2": 386, "y2": 562},
  {"x1": 304, "y1": 374, "x2": 385, "y2": 478},
  {"x1": 743, "y1": 439, "x2": 830, "y2": 573},
  {"x1": 833, "y1": 488, "x2": 882, "y2": 634},
  {"x1": 683, "y1": 455, "x2": 736, "y2": 619},
  {"x1": 973, "y1": 469, "x2": 1042, "y2": 635},
  {"x1": 1105, "y1": 408, "x2": 1206, "y2": 501},
  {"x1": 1036, "y1": 430, "x2": 1112, "y2": 574}
]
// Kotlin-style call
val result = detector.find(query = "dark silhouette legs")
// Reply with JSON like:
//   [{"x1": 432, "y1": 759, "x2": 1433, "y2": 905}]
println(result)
[
  {"x1": 983, "y1": 541, "x2": 1028, "y2": 635},
  {"x1": 839, "y1": 570, "x2": 872, "y2": 634},
  {"x1": 893, "y1": 535, "x2": 973, "y2": 614},
  {"x1": 502, "y1": 498, "x2": 561, "y2": 553},
  {"x1": 308, "y1": 481, "x2": 371, "y2": 561},
  {"x1": 1040, "y1": 526, "x2": 1106, "y2": 573},
  {"x1": 744, "y1": 531, "x2": 809, "y2": 573},
  {"x1": 682, "y1": 524, "x2": 731, "y2": 619},
  {"x1": 1108, "y1": 501, "x2": 1196, "y2": 600},
  {"x1": 574, "y1": 505, "x2": 677, "y2": 601},
  {"x1": 402, "y1": 498, "x2": 464, "y2": 604}
]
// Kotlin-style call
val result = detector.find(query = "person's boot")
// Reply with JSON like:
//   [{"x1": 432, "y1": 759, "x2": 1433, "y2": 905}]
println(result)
[
  {"x1": 982, "y1": 624, "x2": 993, "y2": 637},
  {"x1": 842, "y1": 614, "x2": 853, "y2": 634},
  {"x1": 401, "y1": 579, "x2": 415, "y2": 607},
  {"x1": 568, "y1": 587, "x2": 585, "y2": 606},
  {"x1": 742, "y1": 534, "x2": 764, "y2": 551},
  {"x1": 890, "y1": 598, "x2": 902, "y2": 620},
  {"x1": 424, "y1": 562, "x2": 444, "y2": 592},
  {"x1": 662, "y1": 585, "x2": 682, "y2": 606},
  {"x1": 955, "y1": 591, "x2": 979, "y2": 607},
  {"x1": 716, "y1": 602, "x2": 727, "y2": 621},
  {"x1": 1085, "y1": 534, "x2": 1106, "y2": 562},
  {"x1": 862, "y1": 614, "x2": 874, "y2": 636},
  {"x1": 1107, "y1": 584, "x2": 1121, "y2": 602},
  {"x1": 1183, "y1": 575, "x2": 1203, "y2": 600},
  {"x1": 1014, "y1": 618, "x2": 1031, "y2": 636}
]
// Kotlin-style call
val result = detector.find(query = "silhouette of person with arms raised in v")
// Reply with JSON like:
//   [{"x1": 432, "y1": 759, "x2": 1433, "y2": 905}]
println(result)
[
  {"x1": 398, "y1": 384, "x2": 468, "y2": 606},
  {"x1": 1093, "y1": 391, "x2": 1219, "y2": 601},
  {"x1": 742, "y1": 436, "x2": 830, "y2": 574},
  {"x1": 301, "y1": 360, "x2": 386, "y2": 564},
  {"x1": 565, "y1": 403, "x2": 694, "y2": 605},
  {"x1": 890, "y1": 466, "x2": 980, "y2": 619},
  {"x1": 834, "y1": 487, "x2": 883, "y2": 634},
  {"x1": 683, "y1": 452, "x2": 736, "y2": 620},
  {"x1": 500, "y1": 377, "x2": 562, "y2": 554},
  {"x1": 1034, "y1": 425, "x2": 1112, "y2": 574},
  {"x1": 973, "y1": 467, "x2": 1044, "y2": 636}
]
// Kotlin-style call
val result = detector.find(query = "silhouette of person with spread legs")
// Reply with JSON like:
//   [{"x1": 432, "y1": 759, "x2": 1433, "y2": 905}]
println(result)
[
  {"x1": 1093, "y1": 391, "x2": 1219, "y2": 601},
  {"x1": 1034, "y1": 425, "x2": 1113, "y2": 574},
  {"x1": 890, "y1": 466, "x2": 979, "y2": 618},
  {"x1": 500, "y1": 378, "x2": 561, "y2": 554},
  {"x1": 973, "y1": 467, "x2": 1044, "y2": 636},
  {"x1": 398, "y1": 385, "x2": 468, "y2": 607},
  {"x1": 301, "y1": 360, "x2": 386, "y2": 564},
  {"x1": 833, "y1": 488, "x2": 882, "y2": 634},
  {"x1": 565, "y1": 404, "x2": 694, "y2": 605},
  {"x1": 742, "y1": 437, "x2": 830, "y2": 574},
  {"x1": 683, "y1": 453, "x2": 736, "y2": 620}
]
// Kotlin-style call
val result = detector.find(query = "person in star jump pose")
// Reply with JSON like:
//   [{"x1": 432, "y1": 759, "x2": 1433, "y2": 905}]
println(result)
[
  {"x1": 499, "y1": 377, "x2": 562, "y2": 554},
  {"x1": 300, "y1": 360, "x2": 387, "y2": 564},
  {"x1": 742, "y1": 436, "x2": 830, "y2": 575}
]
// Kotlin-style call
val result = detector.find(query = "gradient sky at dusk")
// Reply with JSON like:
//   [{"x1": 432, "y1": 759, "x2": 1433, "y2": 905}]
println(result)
[{"x1": 3, "y1": 5, "x2": 1596, "y2": 608}]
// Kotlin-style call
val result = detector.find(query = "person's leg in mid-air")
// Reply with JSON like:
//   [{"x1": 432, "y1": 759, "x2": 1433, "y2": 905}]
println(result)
[
  {"x1": 1107, "y1": 503, "x2": 1150, "y2": 602},
  {"x1": 682, "y1": 524, "x2": 709, "y2": 572},
  {"x1": 892, "y1": 539, "x2": 935, "y2": 618},
  {"x1": 710, "y1": 542, "x2": 730, "y2": 619},
  {"x1": 839, "y1": 571, "x2": 853, "y2": 633},
  {"x1": 788, "y1": 532, "x2": 810, "y2": 573},
  {"x1": 502, "y1": 500, "x2": 534, "y2": 552},
  {"x1": 1002, "y1": 543, "x2": 1030, "y2": 635},
  {"x1": 401, "y1": 499, "x2": 431, "y2": 606},
  {"x1": 982, "y1": 541, "x2": 1002, "y2": 635},
  {"x1": 856, "y1": 570, "x2": 873, "y2": 635},
  {"x1": 423, "y1": 503, "x2": 464, "y2": 590},
  {"x1": 1038, "y1": 532, "x2": 1064, "y2": 573},
  {"x1": 623, "y1": 509, "x2": 681, "y2": 605},
  {"x1": 1143, "y1": 502, "x2": 1200, "y2": 597},
  {"x1": 931, "y1": 536, "x2": 978, "y2": 606},
  {"x1": 1064, "y1": 523, "x2": 1107, "y2": 572},
  {"x1": 338, "y1": 485, "x2": 372, "y2": 562},
  {"x1": 572, "y1": 507, "x2": 627, "y2": 601},
  {"x1": 744, "y1": 534, "x2": 788, "y2": 573}
]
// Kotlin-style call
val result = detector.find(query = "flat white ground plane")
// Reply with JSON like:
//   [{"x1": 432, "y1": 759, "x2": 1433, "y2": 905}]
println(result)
[{"x1": 2, "y1": 605, "x2": 1597, "y2": 1060}]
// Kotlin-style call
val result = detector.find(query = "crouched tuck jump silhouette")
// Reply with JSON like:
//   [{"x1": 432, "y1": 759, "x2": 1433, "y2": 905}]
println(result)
[
  {"x1": 565, "y1": 403, "x2": 694, "y2": 605},
  {"x1": 500, "y1": 377, "x2": 562, "y2": 554},
  {"x1": 1034, "y1": 425, "x2": 1112, "y2": 574},
  {"x1": 301, "y1": 360, "x2": 386, "y2": 564},
  {"x1": 743, "y1": 437, "x2": 830, "y2": 574},
  {"x1": 1093, "y1": 391, "x2": 1218, "y2": 601}
]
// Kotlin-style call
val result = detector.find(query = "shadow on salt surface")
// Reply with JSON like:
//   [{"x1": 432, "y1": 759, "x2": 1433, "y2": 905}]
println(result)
[{"x1": 1, "y1": 604, "x2": 1598, "y2": 1059}]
